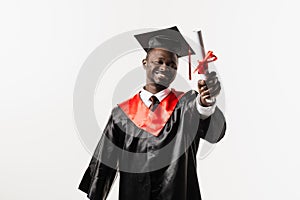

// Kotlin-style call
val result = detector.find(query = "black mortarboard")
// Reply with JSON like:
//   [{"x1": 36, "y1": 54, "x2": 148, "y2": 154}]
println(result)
[{"x1": 134, "y1": 26, "x2": 195, "y2": 58}]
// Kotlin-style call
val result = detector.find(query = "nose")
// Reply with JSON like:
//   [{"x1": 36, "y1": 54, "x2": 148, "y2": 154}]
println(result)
[
  {"x1": 159, "y1": 66, "x2": 166, "y2": 71},
  {"x1": 158, "y1": 63, "x2": 170, "y2": 72}
]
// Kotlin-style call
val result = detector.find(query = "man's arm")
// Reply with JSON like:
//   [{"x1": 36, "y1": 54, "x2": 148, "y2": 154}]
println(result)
[
  {"x1": 78, "y1": 110, "x2": 121, "y2": 200},
  {"x1": 195, "y1": 93, "x2": 216, "y2": 119},
  {"x1": 195, "y1": 71, "x2": 226, "y2": 143},
  {"x1": 197, "y1": 106, "x2": 226, "y2": 143}
]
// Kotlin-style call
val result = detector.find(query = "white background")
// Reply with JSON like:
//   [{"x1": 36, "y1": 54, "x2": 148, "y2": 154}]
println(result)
[{"x1": 1, "y1": 0, "x2": 300, "y2": 200}]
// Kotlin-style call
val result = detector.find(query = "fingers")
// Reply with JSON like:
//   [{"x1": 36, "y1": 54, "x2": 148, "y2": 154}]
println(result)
[
  {"x1": 198, "y1": 79, "x2": 206, "y2": 88},
  {"x1": 198, "y1": 71, "x2": 221, "y2": 99},
  {"x1": 199, "y1": 84, "x2": 207, "y2": 93},
  {"x1": 209, "y1": 83, "x2": 221, "y2": 97},
  {"x1": 198, "y1": 71, "x2": 218, "y2": 87},
  {"x1": 206, "y1": 76, "x2": 218, "y2": 85},
  {"x1": 206, "y1": 71, "x2": 217, "y2": 79},
  {"x1": 206, "y1": 72, "x2": 218, "y2": 87},
  {"x1": 200, "y1": 86, "x2": 220, "y2": 106},
  {"x1": 200, "y1": 83, "x2": 221, "y2": 98}
]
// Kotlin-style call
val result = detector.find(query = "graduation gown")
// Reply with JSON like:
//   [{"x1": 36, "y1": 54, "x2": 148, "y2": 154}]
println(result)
[{"x1": 78, "y1": 89, "x2": 226, "y2": 200}]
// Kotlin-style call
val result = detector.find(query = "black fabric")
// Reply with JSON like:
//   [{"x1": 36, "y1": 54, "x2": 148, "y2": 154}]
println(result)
[
  {"x1": 149, "y1": 95, "x2": 160, "y2": 111},
  {"x1": 134, "y1": 26, "x2": 195, "y2": 57},
  {"x1": 78, "y1": 89, "x2": 226, "y2": 200}
]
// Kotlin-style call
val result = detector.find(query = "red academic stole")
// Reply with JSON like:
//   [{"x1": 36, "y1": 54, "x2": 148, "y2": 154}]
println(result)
[{"x1": 118, "y1": 89, "x2": 185, "y2": 136}]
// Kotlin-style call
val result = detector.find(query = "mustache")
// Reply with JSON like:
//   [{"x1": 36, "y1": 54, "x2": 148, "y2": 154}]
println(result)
[
  {"x1": 154, "y1": 67, "x2": 175, "y2": 75},
  {"x1": 154, "y1": 71, "x2": 171, "y2": 78}
]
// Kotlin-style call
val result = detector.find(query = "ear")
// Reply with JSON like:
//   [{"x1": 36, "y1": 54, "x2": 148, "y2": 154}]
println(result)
[{"x1": 142, "y1": 59, "x2": 147, "y2": 69}]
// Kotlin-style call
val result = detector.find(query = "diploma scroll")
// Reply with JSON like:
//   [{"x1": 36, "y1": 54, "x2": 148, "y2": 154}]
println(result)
[{"x1": 194, "y1": 30, "x2": 217, "y2": 104}]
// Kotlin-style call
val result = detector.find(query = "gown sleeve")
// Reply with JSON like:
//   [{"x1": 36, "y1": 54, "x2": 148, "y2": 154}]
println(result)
[
  {"x1": 198, "y1": 106, "x2": 227, "y2": 143},
  {"x1": 78, "y1": 108, "x2": 123, "y2": 200},
  {"x1": 184, "y1": 90, "x2": 227, "y2": 144}
]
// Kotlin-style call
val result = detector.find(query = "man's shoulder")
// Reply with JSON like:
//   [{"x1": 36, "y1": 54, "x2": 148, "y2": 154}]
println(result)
[
  {"x1": 170, "y1": 88, "x2": 185, "y2": 98},
  {"x1": 117, "y1": 92, "x2": 140, "y2": 108},
  {"x1": 171, "y1": 88, "x2": 199, "y2": 103}
]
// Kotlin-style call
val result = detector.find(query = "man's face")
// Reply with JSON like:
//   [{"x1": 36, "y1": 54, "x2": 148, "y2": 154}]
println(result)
[{"x1": 143, "y1": 48, "x2": 178, "y2": 88}]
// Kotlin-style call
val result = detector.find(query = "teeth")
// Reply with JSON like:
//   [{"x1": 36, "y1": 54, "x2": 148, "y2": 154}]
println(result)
[
  {"x1": 157, "y1": 73, "x2": 166, "y2": 78},
  {"x1": 155, "y1": 71, "x2": 168, "y2": 79}
]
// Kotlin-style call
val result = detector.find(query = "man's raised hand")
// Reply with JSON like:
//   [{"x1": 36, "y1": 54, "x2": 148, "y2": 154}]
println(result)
[{"x1": 198, "y1": 71, "x2": 221, "y2": 107}]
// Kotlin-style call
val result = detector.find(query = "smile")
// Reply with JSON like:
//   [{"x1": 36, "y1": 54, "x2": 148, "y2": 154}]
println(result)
[{"x1": 155, "y1": 71, "x2": 169, "y2": 78}]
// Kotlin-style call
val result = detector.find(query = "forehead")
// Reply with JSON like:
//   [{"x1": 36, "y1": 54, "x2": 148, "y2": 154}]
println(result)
[{"x1": 147, "y1": 48, "x2": 178, "y2": 62}]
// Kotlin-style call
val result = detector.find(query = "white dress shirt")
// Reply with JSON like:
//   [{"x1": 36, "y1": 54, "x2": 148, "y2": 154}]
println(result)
[{"x1": 139, "y1": 87, "x2": 216, "y2": 119}]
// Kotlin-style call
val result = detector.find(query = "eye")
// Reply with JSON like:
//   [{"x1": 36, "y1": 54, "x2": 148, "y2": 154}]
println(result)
[
  {"x1": 153, "y1": 60, "x2": 163, "y2": 65},
  {"x1": 171, "y1": 65, "x2": 177, "y2": 70},
  {"x1": 168, "y1": 63, "x2": 177, "y2": 70}
]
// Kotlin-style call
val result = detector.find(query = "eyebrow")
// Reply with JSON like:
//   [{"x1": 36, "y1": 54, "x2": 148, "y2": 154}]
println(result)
[
  {"x1": 154, "y1": 58, "x2": 177, "y2": 64},
  {"x1": 156, "y1": 57, "x2": 177, "y2": 62}
]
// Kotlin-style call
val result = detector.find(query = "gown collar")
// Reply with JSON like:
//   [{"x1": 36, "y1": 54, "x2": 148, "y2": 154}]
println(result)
[
  {"x1": 118, "y1": 88, "x2": 185, "y2": 136},
  {"x1": 139, "y1": 87, "x2": 171, "y2": 108}
]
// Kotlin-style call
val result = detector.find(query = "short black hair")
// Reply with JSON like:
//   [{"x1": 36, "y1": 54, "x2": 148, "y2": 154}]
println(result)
[{"x1": 145, "y1": 48, "x2": 178, "y2": 61}]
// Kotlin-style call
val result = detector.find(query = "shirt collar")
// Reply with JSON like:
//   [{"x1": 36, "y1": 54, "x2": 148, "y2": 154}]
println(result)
[{"x1": 139, "y1": 86, "x2": 171, "y2": 107}]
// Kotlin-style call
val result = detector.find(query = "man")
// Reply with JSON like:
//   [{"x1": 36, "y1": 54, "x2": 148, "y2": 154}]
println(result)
[{"x1": 78, "y1": 26, "x2": 226, "y2": 200}]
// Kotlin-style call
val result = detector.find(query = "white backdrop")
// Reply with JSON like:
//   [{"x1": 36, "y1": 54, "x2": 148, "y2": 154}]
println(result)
[{"x1": 1, "y1": 0, "x2": 300, "y2": 199}]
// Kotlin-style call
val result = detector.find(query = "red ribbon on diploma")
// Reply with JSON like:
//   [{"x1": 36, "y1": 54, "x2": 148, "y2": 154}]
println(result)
[
  {"x1": 194, "y1": 50, "x2": 217, "y2": 74},
  {"x1": 188, "y1": 50, "x2": 218, "y2": 80}
]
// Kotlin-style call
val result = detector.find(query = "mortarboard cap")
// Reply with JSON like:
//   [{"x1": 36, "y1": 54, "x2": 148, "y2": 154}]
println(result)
[{"x1": 134, "y1": 26, "x2": 195, "y2": 57}]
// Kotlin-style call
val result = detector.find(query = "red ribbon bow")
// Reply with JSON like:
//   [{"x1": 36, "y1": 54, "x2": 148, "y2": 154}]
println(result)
[{"x1": 188, "y1": 50, "x2": 218, "y2": 80}]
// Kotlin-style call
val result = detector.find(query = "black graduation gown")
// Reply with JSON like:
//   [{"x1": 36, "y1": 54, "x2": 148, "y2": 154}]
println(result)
[{"x1": 78, "y1": 89, "x2": 226, "y2": 200}]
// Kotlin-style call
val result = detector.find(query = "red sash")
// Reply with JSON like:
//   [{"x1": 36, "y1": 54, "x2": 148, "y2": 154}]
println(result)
[{"x1": 118, "y1": 89, "x2": 185, "y2": 136}]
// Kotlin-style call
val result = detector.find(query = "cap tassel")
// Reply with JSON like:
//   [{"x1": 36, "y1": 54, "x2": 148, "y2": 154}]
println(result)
[{"x1": 188, "y1": 47, "x2": 192, "y2": 80}]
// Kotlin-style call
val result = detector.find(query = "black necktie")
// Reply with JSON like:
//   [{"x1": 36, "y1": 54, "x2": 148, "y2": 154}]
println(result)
[{"x1": 149, "y1": 95, "x2": 160, "y2": 111}]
